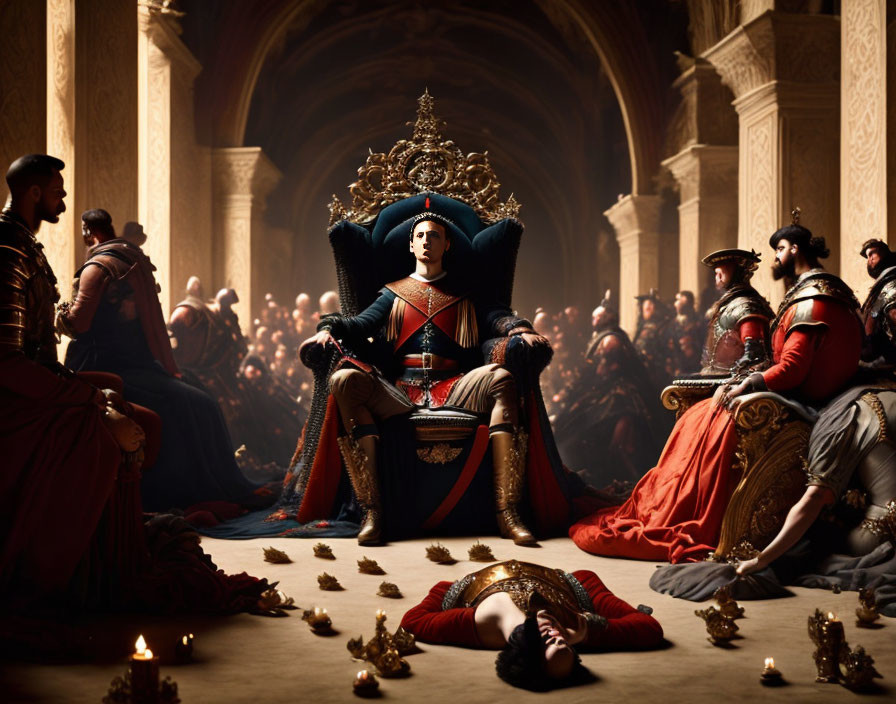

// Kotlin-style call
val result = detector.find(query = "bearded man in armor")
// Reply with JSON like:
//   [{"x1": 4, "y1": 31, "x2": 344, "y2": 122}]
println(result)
[
  {"x1": 301, "y1": 210, "x2": 550, "y2": 546},
  {"x1": 571, "y1": 214, "x2": 863, "y2": 564},
  {"x1": 859, "y1": 239, "x2": 896, "y2": 365},
  {"x1": 668, "y1": 290, "x2": 702, "y2": 375},
  {"x1": 400, "y1": 559, "x2": 663, "y2": 691},
  {"x1": 0, "y1": 155, "x2": 152, "y2": 601},
  {"x1": 698, "y1": 249, "x2": 773, "y2": 377}
]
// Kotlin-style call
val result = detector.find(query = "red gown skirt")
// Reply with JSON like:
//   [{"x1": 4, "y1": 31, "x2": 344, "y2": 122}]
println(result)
[{"x1": 569, "y1": 398, "x2": 740, "y2": 563}]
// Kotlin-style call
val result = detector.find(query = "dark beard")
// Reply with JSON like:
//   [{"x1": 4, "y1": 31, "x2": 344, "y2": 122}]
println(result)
[
  {"x1": 869, "y1": 261, "x2": 887, "y2": 279},
  {"x1": 771, "y1": 259, "x2": 794, "y2": 281}
]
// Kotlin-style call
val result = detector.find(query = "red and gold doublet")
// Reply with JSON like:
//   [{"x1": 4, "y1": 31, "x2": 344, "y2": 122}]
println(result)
[
  {"x1": 764, "y1": 270, "x2": 862, "y2": 402},
  {"x1": 383, "y1": 275, "x2": 478, "y2": 407}
]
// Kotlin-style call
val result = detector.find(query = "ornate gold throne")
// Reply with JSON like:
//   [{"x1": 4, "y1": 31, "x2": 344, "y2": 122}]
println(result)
[
  {"x1": 661, "y1": 384, "x2": 816, "y2": 561},
  {"x1": 283, "y1": 91, "x2": 570, "y2": 540}
]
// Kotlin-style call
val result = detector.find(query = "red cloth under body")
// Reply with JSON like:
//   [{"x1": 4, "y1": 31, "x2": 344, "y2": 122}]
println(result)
[
  {"x1": 399, "y1": 570, "x2": 663, "y2": 650},
  {"x1": 569, "y1": 399, "x2": 740, "y2": 563}
]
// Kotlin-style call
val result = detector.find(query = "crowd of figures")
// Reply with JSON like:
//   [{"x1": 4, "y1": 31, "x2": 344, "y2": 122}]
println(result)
[
  {"x1": 4, "y1": 150, "x2": 896, "y2": 693},
  {"x1": 541, "y1": 285, "x2": 721, "y2": 489}
]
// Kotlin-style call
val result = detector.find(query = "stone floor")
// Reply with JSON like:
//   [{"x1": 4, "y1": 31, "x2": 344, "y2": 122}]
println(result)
[{"x1": 2, "y1": 535, "x2": 893, "y2": 703}]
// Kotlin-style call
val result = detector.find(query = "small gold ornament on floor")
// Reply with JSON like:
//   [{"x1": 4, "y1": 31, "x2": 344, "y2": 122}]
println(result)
[
  {"x1": 314, "y1": 543, "x2": 336, "y2": 559},
  {"x1": 263, "y1": 546, "x2": 293, "y2": 564},
  {"x1": 808, "y1": 610, "x2": 847, "y2": 683},
  {"x1": 173, "y1": 633, "x2": 194, "y2": 663},
  {"x1": 103, "y1": 635, "x2": 180, "y2": 704},
  {"x1": 353, "y1": 670, "x2": 380, "y2": 698},
  {"x1": 358, "y1": 557, "x2": 386, "y2": 575},
  {"x1": 255, "y1": 585, "x2": 298, "y2": 617},
  {"x1": 855, "y1": 587, "x2": 880, "y2": 627},
  {"x1": 303, "y1": 606, "x2": 333, "y2": 634},
  {"x1": 378, "y1": 581, "x2": 402, "y2": 598},
  {"x1": 468, "y1": 541, "x2": 496, "y2": 562},
  {"x1": 347, "y1": 610, "x2": 413, "y2": 677},
  {"x1": 759, "y1": 657, "x2": 784, "y2": 687},
  {"x1": 713, "y1": 585, "x2": 745, "y2": 620},
  {"x1": 695, "y1": 606, "x2": 739, "y2": 645},
  {"x1": 318, "y1": 572, "x2": 344, "y2": 591},
  {"x1": 841, "y1": 645, "x2": 883, "y2": 690},
  {"x1": 425, "y1": 543, "x2": 455, "y2": 564}
]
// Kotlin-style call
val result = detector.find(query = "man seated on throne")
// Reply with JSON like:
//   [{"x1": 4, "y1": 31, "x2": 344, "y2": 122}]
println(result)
[{"x1": 302, "y1": 205, "x2": 550, "y2": 545}]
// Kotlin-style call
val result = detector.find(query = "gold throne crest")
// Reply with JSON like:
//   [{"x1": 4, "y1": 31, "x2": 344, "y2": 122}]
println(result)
[{"x1": 327, "y1": 90, "x2": 521, "y2": 226}]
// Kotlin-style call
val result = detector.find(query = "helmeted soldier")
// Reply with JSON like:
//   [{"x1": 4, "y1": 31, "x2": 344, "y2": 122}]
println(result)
[
  {"x1": 698, "y1": 248, "x2": 773, "y2": 377},
  {"x1": 859, "y1": 238, "x2": 896, "y2": 365}
]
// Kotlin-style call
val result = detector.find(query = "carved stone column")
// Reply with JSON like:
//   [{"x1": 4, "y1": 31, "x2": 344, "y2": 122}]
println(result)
[
  {"x1": 604, "y1": 195, "x2": 662, "y2": 335},
  {"x1": 841, "y1": 0, "x2": 887, "y2": 298},
  {"x1": 212, "y1": 148, "x2": 281, "y2": 330},
  {"x1": 44, "y1": 0, "x2": 138, "y2": 336},
  {"x1": 0, "y1": 1, "x2": 45, "y2": 204},
  {"x1": 44, "y1": 0, "x2": 78, "y2": 309},
  {"x1": 663, "y1": 57, "x2": 739, "y2": 296},
  {"x1": 704, "y1": 11, "x2": 840, "y2": 306},
  {"x1": 138, "y1": 4, "x2": 209, "y2": 316}
]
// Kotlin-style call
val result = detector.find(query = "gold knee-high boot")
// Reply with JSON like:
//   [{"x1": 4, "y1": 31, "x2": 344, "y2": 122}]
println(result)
[
  {"x1": 491, "y1": 429, "x2": 536, "y2": 546},
  {"x1": 337, "y1": 434, "x2": 383, "y2": 545}
]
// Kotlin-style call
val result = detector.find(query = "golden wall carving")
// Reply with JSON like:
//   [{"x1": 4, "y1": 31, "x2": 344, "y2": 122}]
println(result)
[{"x1": 841, "y1": 0, "x2": 887, "y2": 297}]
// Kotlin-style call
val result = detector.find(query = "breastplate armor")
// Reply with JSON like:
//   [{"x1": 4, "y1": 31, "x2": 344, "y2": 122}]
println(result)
[
  {"x1": 441, "y1": 560, "x2": 593, "y2": 629},
  {"x1": 701, "y1": 293, "x2": 767, "y2": 375}
]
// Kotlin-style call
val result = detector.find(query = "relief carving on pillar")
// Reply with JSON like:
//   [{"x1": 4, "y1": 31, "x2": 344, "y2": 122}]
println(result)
[
  {"x1": 212, "y1": 149, "x2": 282, "y2": 210},
  {"x1": 744, "y1": 112, "x2": 776, "y2": 250},
  {"x1": 44, "y1": 0, "x2": 76, "y2": 295},
  {"x1": 86, "y1": 3, "x2": 138, "y2": 221},
  {"x1": 0, "y1": 0, "x2": 45, "y2": 198},
  {"x1": 842, "y1": 0, "x2": 886, "y2": 247},
  {"x1": 705, "y1": 13, "x2": 839, "y2": 100}
]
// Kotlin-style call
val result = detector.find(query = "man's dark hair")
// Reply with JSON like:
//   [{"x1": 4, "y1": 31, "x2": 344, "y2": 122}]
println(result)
[
  {"x1": 494, "y1": 616, "x2": 585, "y2": 691},
  {"x1": 82, "y1": 209, "x2": 115, "y2": 239},
  {"x1": 677, "y1": 290, "x2": 695, "y2": 306},
  {"x1": 769, "y1": 224, "x2": 830, "y2": 264},
  {"x1": 6, "y1": 154, "x2": 65, "y2": 199}
]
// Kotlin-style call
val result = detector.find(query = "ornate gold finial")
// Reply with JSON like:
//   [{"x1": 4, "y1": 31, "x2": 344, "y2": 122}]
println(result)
[
  {"x1": 791, "y1": 207, "x2": 801, "y2": 225},
  {"x1": 336, "y1": 92, "x2": 520, "y2": 225},
  {"x1": 328, "y1": 194, "x2": 349, "y2": 226}
]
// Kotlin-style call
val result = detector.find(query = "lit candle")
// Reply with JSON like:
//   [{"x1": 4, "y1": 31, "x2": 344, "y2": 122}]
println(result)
[
  {"x1": 376, "y1": 609, "x2": 386, "y2": 620},
  {"x1": 129, "y1": 635, "x2": 160, "y2": 703},
  {"x1": 760, "y1": 656, "x2": 783, "y2": 686},
  {"x1": 174, "y1": 633, "x2": 194, "y2": 662},
  {"x1": 353, "y1": 669, "x2": 379, "y2": 697}
]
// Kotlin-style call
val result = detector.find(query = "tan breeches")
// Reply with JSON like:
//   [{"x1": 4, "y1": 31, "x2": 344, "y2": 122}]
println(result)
[{"x1": 328, "y1": 363, "x2": 518, "y2": 434}]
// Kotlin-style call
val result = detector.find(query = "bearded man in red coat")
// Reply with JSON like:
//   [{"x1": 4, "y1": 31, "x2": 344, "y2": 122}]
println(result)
[{"x1": 570, "y1": 214, "x2": 862, "y2": 563}]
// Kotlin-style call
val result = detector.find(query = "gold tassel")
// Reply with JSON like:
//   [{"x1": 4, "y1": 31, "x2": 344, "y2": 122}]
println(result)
[
  {"x1": 456, "y1": 299, "x2": 479, "y2": 348},
  {"x1": 386, "y1": 298, "x2": 405, "y2": 342}
]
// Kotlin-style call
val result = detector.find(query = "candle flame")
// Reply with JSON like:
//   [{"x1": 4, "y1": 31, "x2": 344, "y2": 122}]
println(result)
[
  {"x1": 189, "y1": 633, "x2": 194, "y2": 639},
  {"x1": 828, "y1": 612, "x2": 836, "y2": 621},
  {"x1": 357, "y1": 671, "x2": 366, "y2": 679},
  {"x1": 765, "y1": 657, "x2": 775, "y2": 669},
  {"x1": 135, "y1": 635, "x2": 147, "y2": 655},
  {"x1": 143, "y1": 648, "x2": 153, "y2": 659},
  {"x1": 182, "y1": 636, "x2": 188, "y2": 645}
]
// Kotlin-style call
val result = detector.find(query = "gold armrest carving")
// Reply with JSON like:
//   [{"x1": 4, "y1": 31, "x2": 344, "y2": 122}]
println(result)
[{"x1": 711, "y1": 394, "x2": 811, "y2": 562}]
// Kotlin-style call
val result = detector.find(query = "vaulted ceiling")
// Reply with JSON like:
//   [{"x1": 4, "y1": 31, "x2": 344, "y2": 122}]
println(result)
[{"x1": 181, "y1": 0, "x2": 687, "y2": 314}]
